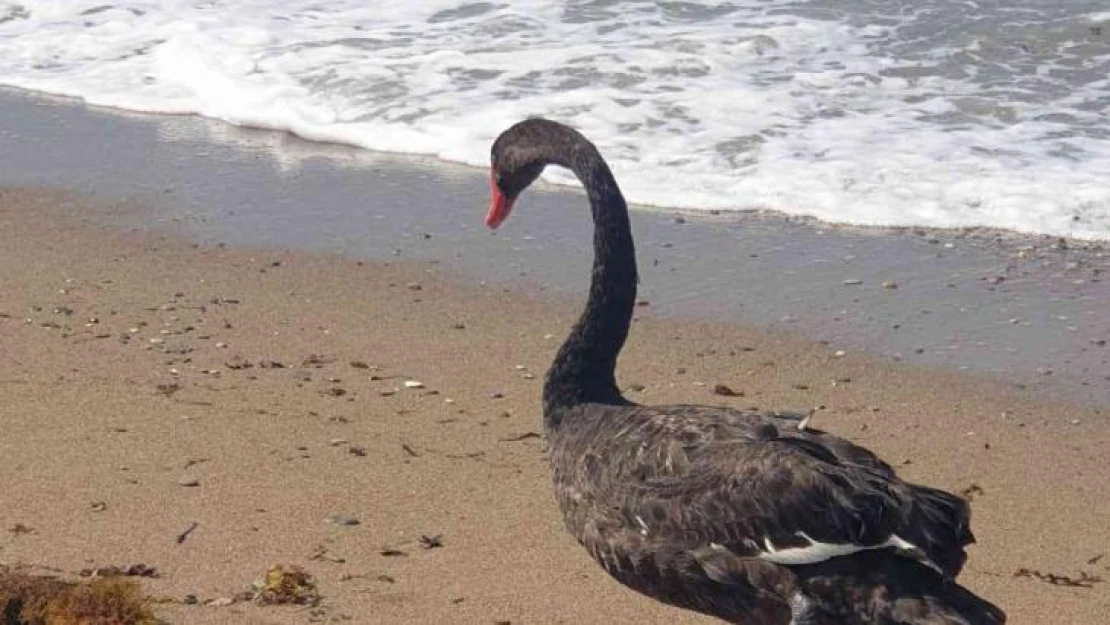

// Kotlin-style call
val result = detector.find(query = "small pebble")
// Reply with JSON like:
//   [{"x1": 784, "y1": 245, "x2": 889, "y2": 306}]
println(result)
[
  {"x1": 178, "y1": 477, "x2": 200, "y2": 487},
  {"x1": 328, "y1": 514, "x2": 360, "y2": 527},
  {"x1": 713, "y1": 384, "x2": 743, "y2": 397},
  {"x1": 843, "y1": 279, "x2": 863, "y2": 286},
  {"x1": 404, "y1": 380, "x2": 425, "y2": 389}
]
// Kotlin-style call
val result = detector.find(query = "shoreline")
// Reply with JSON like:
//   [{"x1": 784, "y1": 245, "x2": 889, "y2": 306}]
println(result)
[
  {"x1": 1, "y1": 87, "x2": 1107, "y2": 407},
  {"x1": 2, "y1": 186, "x2": 1107, "y2": 624},
  {"x1": 6, "y1": 84, "x2": 1110, "y2": 247}
]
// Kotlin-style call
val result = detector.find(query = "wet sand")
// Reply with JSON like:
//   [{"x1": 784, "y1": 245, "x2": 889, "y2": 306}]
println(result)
[
  {"x1": 0, "y1": 88, "x2": 1107, "y2": 407},
  {"x1": 0, "y1": 88, "x2": 1108, "y2": 624}
]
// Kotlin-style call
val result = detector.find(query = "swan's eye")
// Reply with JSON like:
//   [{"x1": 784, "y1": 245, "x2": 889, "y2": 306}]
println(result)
[{"x1": 494, "y1": 172, "x2": 505, "y2": 188}]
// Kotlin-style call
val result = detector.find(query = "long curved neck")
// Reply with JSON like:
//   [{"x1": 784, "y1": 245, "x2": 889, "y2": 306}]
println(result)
[{"x1": 543, "y1": 144, "x2": 638, "y2": 423}]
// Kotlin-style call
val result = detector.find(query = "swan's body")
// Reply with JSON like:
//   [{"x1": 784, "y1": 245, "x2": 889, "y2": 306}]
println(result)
[{"x1": 485, "y1": 118, "x2": 1005, "y2": 624}]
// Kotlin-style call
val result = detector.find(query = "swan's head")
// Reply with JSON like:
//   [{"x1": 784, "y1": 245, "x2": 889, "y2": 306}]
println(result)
[{"x1": 486, "y1": 118, "x2": 572, "y2": 228}]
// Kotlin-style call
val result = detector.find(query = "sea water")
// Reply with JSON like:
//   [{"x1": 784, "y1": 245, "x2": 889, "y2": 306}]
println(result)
[{"x1": 1, "y1": 1, "x2": 1108, "y2": 239}]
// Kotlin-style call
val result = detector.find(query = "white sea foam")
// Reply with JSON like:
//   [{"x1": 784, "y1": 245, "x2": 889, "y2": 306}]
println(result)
[{"x1": 1, "y1": 1, "x2": 1108, "y2": 239}]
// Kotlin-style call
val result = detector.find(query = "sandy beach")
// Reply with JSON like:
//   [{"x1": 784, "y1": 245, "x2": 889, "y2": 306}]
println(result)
[
  {"x1": 1, "y1": 186, "x2": 1107, "y2": 624},
  {"x1": 2, "y1": 89, "x2": 1106, "y2": 408},
  {"x1": 0, "y1": 91, "x2": 1108, "y2": 624}
]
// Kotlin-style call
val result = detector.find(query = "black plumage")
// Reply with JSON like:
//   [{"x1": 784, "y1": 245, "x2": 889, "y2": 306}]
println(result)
[{"x1": 485, "y1": 118, "x2": 1005, "y2": 625}]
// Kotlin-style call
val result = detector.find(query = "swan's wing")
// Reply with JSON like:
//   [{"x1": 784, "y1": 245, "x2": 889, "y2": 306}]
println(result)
[{"x1": 551, "y1": 404, "x2": 971, "y2": 580}]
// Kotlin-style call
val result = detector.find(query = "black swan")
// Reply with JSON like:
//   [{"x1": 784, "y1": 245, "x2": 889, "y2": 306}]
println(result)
[{"x1": 484, "y1": 118, "x2": 1005, "y2": 625}]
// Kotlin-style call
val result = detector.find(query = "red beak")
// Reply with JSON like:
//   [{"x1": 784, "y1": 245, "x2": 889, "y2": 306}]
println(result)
[{"x1": 485, "y1": 169, "x2": 514, "y2": 229}]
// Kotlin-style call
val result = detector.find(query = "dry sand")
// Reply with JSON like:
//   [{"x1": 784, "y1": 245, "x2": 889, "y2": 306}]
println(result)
[{"x1": 1, "y1": 187, "x2": 1107, "y2": 624}]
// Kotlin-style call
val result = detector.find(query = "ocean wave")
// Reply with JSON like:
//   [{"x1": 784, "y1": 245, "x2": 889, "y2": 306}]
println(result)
[{"x1": 1, "y1": 0, "x2": 1108, "y2": 239}]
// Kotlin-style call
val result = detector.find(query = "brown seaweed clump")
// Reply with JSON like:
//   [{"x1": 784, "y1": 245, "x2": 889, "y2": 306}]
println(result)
[
  {"x1": 0, "y1": 568, "x2": 157, "y2": 624},
  {"x1": 251, "y1": 564, "x2": 319, "y2": 606}
]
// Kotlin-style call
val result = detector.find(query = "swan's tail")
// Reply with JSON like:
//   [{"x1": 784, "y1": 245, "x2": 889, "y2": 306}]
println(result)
[
  {"x1": 900, "y1": 484, "x2": 975, "y2": 577},
  {"x1": 794, "y1": 552, "x2": 1005, "y2": 625}
]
